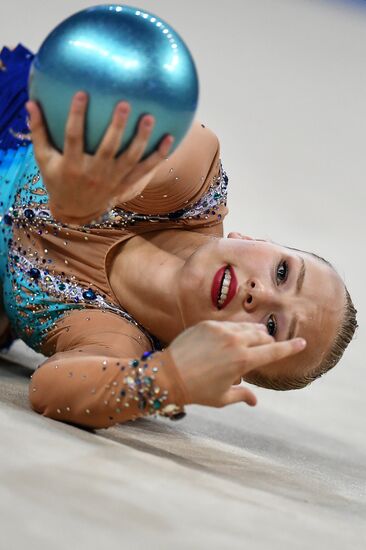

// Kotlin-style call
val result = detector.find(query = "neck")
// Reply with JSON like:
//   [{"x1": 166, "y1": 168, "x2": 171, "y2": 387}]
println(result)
[{"x1": 109, "y1": 229, "x2": 214, "y2": 344}]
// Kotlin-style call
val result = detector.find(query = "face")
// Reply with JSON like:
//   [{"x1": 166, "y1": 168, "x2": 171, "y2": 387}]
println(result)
[{"x1": 176, "y1": 233, "x2": 345, "y2": 382}]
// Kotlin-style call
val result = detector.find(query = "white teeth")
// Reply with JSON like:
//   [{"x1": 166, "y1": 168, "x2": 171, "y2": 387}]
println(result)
[{"x1": 217, "y1": 268, "x2": 231, "y2": 306}]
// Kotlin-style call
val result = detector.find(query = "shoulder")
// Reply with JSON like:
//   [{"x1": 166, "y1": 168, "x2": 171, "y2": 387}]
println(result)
[{"x1": 149, "y1": 120, "x2": 220, "y2": 187}]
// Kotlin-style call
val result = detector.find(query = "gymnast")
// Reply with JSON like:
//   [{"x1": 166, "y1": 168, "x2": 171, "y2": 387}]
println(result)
[{"x1": 0, "y1": 44, "x2": 357, "y2": 429}]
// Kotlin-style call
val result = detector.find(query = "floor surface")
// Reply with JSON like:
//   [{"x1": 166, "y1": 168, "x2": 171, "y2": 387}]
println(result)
[
  {"x1": 1, "y1": 0, "x2": 366, "y2": 548},
  {"x1": 0, "y1": 338, "x2": 365, "y2": 549}
]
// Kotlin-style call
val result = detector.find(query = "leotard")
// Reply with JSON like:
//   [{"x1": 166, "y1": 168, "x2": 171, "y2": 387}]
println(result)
[{"x1": 0, "y1": 44, "x2": 229, "y2": 428}]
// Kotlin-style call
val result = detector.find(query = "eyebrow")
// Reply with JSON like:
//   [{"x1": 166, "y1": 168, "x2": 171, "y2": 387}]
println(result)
[
  {"x1": 286, "y1": 257, "x2": 306, "y2": 340},
  {"x1": 296, "y1": 256, "x2": 306, "y2": 294}
]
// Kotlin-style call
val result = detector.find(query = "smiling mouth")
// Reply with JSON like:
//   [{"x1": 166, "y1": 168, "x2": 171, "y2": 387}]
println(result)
[{"x1": 211, "y1": 265, "x2": 238, "y2": 309}]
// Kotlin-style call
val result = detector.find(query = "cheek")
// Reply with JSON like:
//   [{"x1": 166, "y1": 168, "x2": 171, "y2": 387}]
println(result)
[{"x1": 232, "y1": 246, "x2": 272, "y2": 275}]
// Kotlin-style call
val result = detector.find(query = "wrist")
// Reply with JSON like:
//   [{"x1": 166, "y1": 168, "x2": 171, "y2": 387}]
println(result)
[
  {"x1": 49, "y1": 199, "x2": 113, "y2": 226},
  {"x1": 142, "y1": 348, "x2": 189, "y2": 420}
]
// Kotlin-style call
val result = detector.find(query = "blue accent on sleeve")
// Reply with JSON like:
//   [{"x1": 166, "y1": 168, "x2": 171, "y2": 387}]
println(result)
[{"x1": 0, "y1": 44, "x2": 35, "y2": 151}]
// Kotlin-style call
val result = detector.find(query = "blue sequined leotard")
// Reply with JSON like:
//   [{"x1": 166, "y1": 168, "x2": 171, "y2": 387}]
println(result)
[{"x1": 0, "y1": 44, "x2": 228, "y2": 354}]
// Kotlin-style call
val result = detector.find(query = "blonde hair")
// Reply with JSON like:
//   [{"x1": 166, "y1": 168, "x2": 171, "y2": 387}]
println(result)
[{"x1": 245, "y1": 252, "x2": 358, "y2": 391}]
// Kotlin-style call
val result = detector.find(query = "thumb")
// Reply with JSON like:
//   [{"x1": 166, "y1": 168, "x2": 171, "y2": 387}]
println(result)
[{"x1": 220, "y1": 386, "x2": 257, "y2": 407}]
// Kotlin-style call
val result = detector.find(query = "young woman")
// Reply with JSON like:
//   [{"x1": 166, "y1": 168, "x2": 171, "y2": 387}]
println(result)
[{"x1": 0, "y1": 44, "x2": 357, "y2": 430}]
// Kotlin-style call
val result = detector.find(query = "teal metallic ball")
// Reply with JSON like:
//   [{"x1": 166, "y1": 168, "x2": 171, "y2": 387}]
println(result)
[{"x1": 28, "y1": 4, "x2": 199, "y2": 157}]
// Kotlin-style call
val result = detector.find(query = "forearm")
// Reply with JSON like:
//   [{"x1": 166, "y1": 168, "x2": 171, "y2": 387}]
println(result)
[{"x1": 29, "y1": 347, "x2": 187, "y2": 429}]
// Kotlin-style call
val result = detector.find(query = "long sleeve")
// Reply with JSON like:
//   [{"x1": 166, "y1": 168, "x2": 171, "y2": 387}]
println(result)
[{"x1": 29, "y1": 309, "x2": 189, "y2": 429}]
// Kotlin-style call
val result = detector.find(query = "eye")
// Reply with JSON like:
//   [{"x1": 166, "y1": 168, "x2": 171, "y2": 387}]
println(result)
[
  {"x1": 276, "y1": 260, "x2": 288, "y2": 284},
  {"x1": 267, "y1": 314, "x2": 277, "y2": 337}
]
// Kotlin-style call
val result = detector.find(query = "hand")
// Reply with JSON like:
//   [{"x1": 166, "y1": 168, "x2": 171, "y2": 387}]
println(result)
[
  {"x1": 168, "y1": 320, "x2": 306, "y2": 408},
  {"x1": 25, "y1": 91, "x2": 174, "y2": 224}
]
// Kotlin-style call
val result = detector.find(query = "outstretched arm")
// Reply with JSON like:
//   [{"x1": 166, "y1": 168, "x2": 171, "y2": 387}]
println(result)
[
  {"x1": 29, "y1": 309, "x2": 306, "y2": 430},
  {"x1": 30, "y1": 309, "x2": 188, "y2": 429}
]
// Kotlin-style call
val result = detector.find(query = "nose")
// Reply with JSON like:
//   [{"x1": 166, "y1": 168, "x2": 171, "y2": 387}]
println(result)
[{"x1": 243, "y1": 278, "x2": 278, "y2": 312}]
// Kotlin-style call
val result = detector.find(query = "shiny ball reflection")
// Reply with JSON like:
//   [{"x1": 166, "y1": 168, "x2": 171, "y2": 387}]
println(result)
[{"x1": 28, "y1": 4, "x2": 199, "y2": 157}]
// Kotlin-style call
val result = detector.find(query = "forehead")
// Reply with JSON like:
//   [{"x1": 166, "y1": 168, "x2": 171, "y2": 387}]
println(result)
[
  {"x1": 259, "y1": 246, "x2": 346, "y2": 379},
  {"x1": 288, "y1": 251, "x2": 345, "y2": 374}
]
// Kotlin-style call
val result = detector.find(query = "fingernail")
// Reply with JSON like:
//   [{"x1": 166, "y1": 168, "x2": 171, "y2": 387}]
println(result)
[
  {"x1": 143, "y1": 116, "x2": 154, "y2": 128},
  {"x1": 117, "y1": 103, "x2": 129, "y2": 116},
  {"x1": 295, "y1": 338, "x2": 306, "y2": 349},
  {"x1": 75, "y1": 92, "x2": 86, "y2": 102},
  {"x1": 166, "y1": 135, "x2": 174, "y2": 148}
]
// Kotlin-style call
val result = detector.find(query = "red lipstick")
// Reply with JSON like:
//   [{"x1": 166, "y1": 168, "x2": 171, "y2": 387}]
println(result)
[{"x1": 211, "y1": 265, "x2": 238, "y2": 309}]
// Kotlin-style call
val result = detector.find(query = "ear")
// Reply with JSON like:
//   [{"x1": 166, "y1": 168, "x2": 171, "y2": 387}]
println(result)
[{"x1": 227, "y1": 232, "x2": 255, "y2": 240}]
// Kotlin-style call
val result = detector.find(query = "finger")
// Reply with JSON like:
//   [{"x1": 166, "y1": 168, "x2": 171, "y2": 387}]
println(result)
[
  {"x1": 219, "y1": 386, "x2": 257, "y2": 407},
  {"x1": 95, "y1": 101, "x2": 130, "y2": 160},
  {"x1": 238, "y1": 327, "x2": 275, "y2": 348},
  {"x1": 116, "y1": 114, "x2": 156, "y2": 174},
  {"x1": 63, "y1": 91, "x2": 88, "y2": 162},
  {"x1": 119, "y1": 134, "x2": 174, "y2": 186},
  {"x1": 242, "y1": 338, "x2": 307, "y2": 373},
  {"x1": 25, "y1": 100, "x2": 53, "y2": 165}
]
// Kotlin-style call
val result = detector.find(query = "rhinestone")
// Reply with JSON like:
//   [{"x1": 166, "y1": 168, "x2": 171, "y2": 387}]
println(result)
[
  {"x1": 82, "y1": 289, "x2": 97, "y2": 300},
  {"x1": 24, "y1": 208, "x2": 35, "y2": 219},
  {"x1": 85, "y1": 409, "x2": 91, "y2": 414},
  {"x1": 138, "y1": 398, "x2": 147, "y2": 410},
  {"x1": 28, "y1": 268, "x2": 40, "y2": 280}
]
